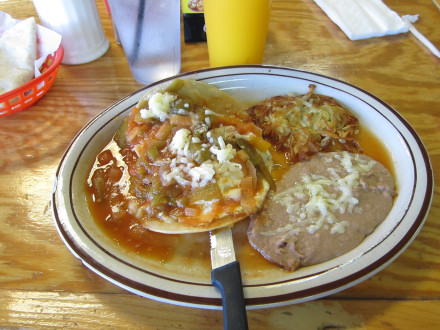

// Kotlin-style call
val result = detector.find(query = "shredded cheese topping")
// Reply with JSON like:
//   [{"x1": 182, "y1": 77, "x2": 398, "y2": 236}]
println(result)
[
  {"x1": 139, "y1": 92, "x2": 177, "y2": 122},
  {"x1": 269, "y1": 152, "x2": 377, "y2": 235},
  {"x1": 135, "y1": 91, "x2": 271, "y2": 208},
  {"x1": 210, "y1": 136, "x2": 236, "y2": 163}
]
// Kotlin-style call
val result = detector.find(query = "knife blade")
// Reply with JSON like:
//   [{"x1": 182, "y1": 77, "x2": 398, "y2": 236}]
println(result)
[{"x1": 210, "y1": 227, "x2": 248, "y2": 330}]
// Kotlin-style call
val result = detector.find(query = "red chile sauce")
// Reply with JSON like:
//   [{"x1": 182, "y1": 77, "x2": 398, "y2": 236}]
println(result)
[{"x1": 85, "y1": 126, "x2": 393, "y2": 270}]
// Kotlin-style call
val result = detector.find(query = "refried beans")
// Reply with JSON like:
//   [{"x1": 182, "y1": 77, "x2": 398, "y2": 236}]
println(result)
[{"x1": 247, "y1": 151, "x2": 395, "y2": 271}]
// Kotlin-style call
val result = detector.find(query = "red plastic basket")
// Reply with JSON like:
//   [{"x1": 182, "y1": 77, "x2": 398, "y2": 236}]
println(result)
[{"x1": 0, "y1": 45, "x2": 64, "y2": 117}]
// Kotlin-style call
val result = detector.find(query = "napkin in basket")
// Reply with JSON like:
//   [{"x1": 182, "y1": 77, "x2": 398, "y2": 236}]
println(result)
[
  {"x1": 0, "y1": 11, "x2": 62, "y2": 95},
  {"x1": 314, "y1": 0, "x2": 408, "y2": 40},
  {"x1": 0, "y1": 17, "x2": 37, "y2": 94}
]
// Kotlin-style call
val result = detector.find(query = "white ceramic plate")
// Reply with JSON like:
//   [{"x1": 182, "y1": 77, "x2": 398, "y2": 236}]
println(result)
[{"x1": 52, "y1": 66, "x2": 433, "y2": 309}]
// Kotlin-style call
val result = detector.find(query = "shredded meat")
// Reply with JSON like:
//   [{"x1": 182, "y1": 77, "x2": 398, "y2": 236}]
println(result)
[{"x1": 247, "y1": 84, "x2": 362, "y2": 164}]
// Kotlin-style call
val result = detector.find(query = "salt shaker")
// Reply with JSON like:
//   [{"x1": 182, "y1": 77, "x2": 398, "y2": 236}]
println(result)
[{"x1": 32, "y1": 0, "x2": 110, "y2": 65}]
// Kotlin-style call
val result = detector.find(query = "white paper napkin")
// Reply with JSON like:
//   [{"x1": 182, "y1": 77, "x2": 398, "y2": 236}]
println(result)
[
  {"x1": 0, "y1": 11, "x2": 62, "y2": 77},
  {"x1": 314, "y1": 0, "x2": 409, "y2": 40}
]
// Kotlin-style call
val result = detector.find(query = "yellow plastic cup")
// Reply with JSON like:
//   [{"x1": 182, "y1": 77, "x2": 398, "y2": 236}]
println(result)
[{"x1": 203, "y1": 0, "x2": 271, "y2": 67}]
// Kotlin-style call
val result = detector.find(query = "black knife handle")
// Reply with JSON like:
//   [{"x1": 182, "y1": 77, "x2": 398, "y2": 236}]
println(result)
[{"x1": 211, "y1": 261, "x2": 248, "y2": 330}]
